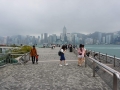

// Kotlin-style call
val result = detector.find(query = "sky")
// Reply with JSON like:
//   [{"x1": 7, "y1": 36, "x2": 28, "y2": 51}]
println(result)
[{"x1": 0, "y1": 0, "x2": 120, "y2": 36}]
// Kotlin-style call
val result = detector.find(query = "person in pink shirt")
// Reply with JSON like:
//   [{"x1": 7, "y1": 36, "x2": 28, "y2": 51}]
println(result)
[{"x1": 77, "y1": 44, "x2": 85, "y2": 66}]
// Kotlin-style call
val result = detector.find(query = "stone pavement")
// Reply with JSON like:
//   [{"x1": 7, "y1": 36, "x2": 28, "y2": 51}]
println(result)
[{"x1": 0, "y1": 47, "x2": 111, "y2": 90}]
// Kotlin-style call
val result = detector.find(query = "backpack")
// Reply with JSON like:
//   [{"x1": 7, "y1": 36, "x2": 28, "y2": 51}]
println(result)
[{"x1": 58, "y1": 51, "x2": 61, "y2": 56}]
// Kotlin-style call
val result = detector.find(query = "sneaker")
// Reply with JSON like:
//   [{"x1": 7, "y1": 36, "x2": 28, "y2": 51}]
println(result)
[
  {"x1": 65, "y1": 63, "x2": 68, "y2": 66},
  {"x1": 59, "y1": 64, "x2": 62, "y2": 66}
]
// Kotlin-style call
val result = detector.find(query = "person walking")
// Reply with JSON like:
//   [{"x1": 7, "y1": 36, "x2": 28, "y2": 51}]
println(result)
[
  {"x1": 77, "y1": 44, "x2": 85, "y2": 66},
  {"x1": 36, "y1": 54, "x2": 39, "y2": 64},
  {"x1": 82, "y1": 44, "x2": 86, "y2": 62},
  {"x1": 59, "y1": 45, "x2": 68, "y2": 66},
  {"x1": 30, "y1": 45, "x2": 37, "y2": 64}
]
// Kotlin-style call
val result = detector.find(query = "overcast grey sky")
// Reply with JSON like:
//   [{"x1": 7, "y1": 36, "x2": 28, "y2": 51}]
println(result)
[{"x1": 0, "y1": 0, "x2": 120, "y2": 36}]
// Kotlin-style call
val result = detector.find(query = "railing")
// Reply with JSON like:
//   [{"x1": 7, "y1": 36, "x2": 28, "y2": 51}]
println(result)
[
  {"x1": 85, "y1": 56, "x2": 120, "y2": 90},
  {"x1": 73, "y1": 48, "x2": 120, "y2": 90},
  {"x1": 0, "y1": 52, "x2": 30, "y2": 66},
  {"x1": 87, "y1": 50, "x2": 120, "y2": 68},
  {"x1": 11, "y1": 52, "x2": 30, "y2": 64}
]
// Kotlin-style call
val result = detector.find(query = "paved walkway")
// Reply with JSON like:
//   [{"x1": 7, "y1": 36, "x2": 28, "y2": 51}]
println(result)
[{"x1": 0, "y1": 47, "x2": 111, "y2": 90}]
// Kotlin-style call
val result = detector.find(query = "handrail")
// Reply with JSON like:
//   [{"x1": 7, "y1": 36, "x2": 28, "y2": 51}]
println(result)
[
  {"x1": 89, "y1": 56, "x2": 120, "y2": 79},
  {"x1": 0, "y1": 52, "x2": 30, "y2": 65},
  {"x1": 73, "y1": 48, "x2": 120, "y2": 90},
  {"x1": 87, "y1": 50, "x2": 120, "y2": 61},
  {"x1": 18, "y1": 52, "x2": 30, "y2": 64}
]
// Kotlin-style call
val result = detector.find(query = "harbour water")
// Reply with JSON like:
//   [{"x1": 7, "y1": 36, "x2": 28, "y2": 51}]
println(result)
[{"x1": 85, "y1": 45, "x2": 120, "y2": 58}]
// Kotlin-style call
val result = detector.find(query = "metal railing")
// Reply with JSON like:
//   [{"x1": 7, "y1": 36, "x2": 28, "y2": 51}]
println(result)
[
  {"x1": 85, "y1": 56, "x2": 120, "y2": 90},
  {"x1": 0, "y1": 52, "x2": 30, "y2": 66},
  {"x1": 10, "y1": 52, "x2": 30, "y2": 64},
  {"x1": 73, "y1": 48, "x2": 120, "y2": 90},
  {"x1": 87, "y1": 50, "x2": 120, "y2": 68}
]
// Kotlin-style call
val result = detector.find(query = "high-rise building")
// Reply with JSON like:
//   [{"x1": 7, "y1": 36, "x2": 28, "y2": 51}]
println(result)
[
  {"x1": 44, "y1": 33, "x2": 48, "y2": 43},
  {"x1": 41, "y1": 34, "x2": 43, "y2": 43},
  {"x1": 66, "y1": 33, "x2": 71, "y2": 42},
  {"x1": 41, "y1": 34, "x2": 43, "y2": 40},
  {"x1": 63, "y1": 26, "x2": 67, "y2": 42},
  {"x1": 52, "y1": 34, "x2": 57, "y2": 43},
  {"x1": 102, "y1": 37, "x2": 106, "y2": 44},
  {"x1": 48, "y1": 35, "x2": 52, "y2": 44},
  {"x1": 60, "y1": 33, "x2": 64, "y2": 41},
  {"x1": 3, "y1": 37, "x2": 7, "y2": 45},
  {"x1": 85, "y1": 38, "x2": 93, "y2": 44},
  {"x1": 63, "y1": 26, "x2": 67, "y2": 35},
  {"x1": 98, "y1": 32, "x2": 102, "y2": 44},
  {"x1": 106, "y1": 35, "x2": 111, "y2": 44}
]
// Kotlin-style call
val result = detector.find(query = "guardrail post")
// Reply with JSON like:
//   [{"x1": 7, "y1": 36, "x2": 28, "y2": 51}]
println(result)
[
  {"x1": 93, "y1": 51, "x2": 94, "y2": 57},
  {"x1": 75, "y1": 49, "x2": 77, "y2": 57},
  {"x1": 91, "y1": 50, "x2": 92, "y2": 55},
  {"x1": 114, "y1": 55, "x2": 115, "y2": 67},
  {"x1": 10, "y1": 54, "x2": 12, "y2": 63},
  {"x1": 99, "y1": 52, "x2": 100, "y2": 60},
  {"x1": 106, "y1": 53, "x2": 107, "y2": 63},
  {"x1": 24, "y1": 54, "x2": 26, "y2": 61},
  {"x1": 113, "y1": 73, "x2": 117, "y2": 90},
  {"x1": 29, "y1": 53, "x2": 30, "y2": 60},
  {"x1": 93, "y1": 61, "x2": 95, "y2": 77}
]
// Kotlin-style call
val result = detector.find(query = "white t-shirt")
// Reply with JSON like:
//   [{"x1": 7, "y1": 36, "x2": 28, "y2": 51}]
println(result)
[{"x1": 61, "y1": 49, "x2": 63, "y2": 52}]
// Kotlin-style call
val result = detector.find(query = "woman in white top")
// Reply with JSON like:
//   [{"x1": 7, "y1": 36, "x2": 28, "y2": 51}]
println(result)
[{"x1": 59, "y1": 45, "x2": 68, "y2": 66}]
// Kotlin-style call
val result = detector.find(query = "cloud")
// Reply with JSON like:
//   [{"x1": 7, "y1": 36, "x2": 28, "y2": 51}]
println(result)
[{"x1": 0, "y1": 0, "x2": 120, "y2": 36}]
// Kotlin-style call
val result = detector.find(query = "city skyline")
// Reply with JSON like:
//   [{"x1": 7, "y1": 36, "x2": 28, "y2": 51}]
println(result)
[
  {"x1": 0, "y1": 25, "x2": 120, "y2": 38},
  {"x1": 0, "y1": 0, "x2": 120, "y2": 36},
  {"x1": 1, "y1": 26, "x2": 120, "y2": 45}
]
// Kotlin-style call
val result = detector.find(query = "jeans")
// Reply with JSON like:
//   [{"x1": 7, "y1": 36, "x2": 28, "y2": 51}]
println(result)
[{"x1": 31, "y1": 56, "x2": 35, "y2": 64}]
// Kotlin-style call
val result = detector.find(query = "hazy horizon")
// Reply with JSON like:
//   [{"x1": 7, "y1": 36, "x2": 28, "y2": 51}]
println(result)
[{"x1": 0, "y1": 0, "x2": 120, "y2": 36}]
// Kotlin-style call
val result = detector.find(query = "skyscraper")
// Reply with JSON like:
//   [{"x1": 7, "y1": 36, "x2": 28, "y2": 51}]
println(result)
[
  {"x1": 63, "y1": 26, "x2": 67, "y2": 35},
  {"x1": 63, "y1": 26, "x2": 67, "y2": 42},
  {"x1": 98, "y1": 32, "x2": 102, "y2": 44},
  {"x1": 44, "y1": 33, "x2": 48, "y2": 43},
  {"x1": 41, "y1": 34, "x2": 43, "y2": 43}
]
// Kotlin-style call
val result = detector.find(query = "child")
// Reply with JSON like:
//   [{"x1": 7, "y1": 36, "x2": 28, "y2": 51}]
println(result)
[{"x1": 36, "y1": 54, "x2": 39, "y2": 64}]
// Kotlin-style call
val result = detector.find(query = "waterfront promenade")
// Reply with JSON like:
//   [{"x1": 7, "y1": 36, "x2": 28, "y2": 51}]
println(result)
[{"x1": 0, "y1": 47, "x2": 111, "y2": 90}]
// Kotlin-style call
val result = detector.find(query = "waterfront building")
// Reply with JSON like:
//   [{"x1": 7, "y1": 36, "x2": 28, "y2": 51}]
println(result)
[
  {"x1": 74, "y1": 34, "x2": 78, "y2": 45},
  {"x1": 60, "y1": 33, "x2": 64, "y2": 41},
  {"x1": 57, "y1": 35, "x2": 60, "y2": 39},
  {"x1": 44, "y1": 33, "x2": 48, "y2": 43},
  {"x1": 63, "y1": 26, "x2": 67, "y2": 36},
  {"x1": 63, "y1": 26, "x2": 67, "y2": 42},
  {"x1": 48, "y1": 35, "x2": 52, "y2": 44},
  {"x1": 113, "y1": 33, "x2": 119, "y2": 39},
  {"x1": 41, "y1": 34, "x2": 44, "y2": 44},
  {"x1": 52, "y1": 34, "x2": 57, "y2": 43},
  {"x1": 98, "y1": 32, "x2": 102, "y2": 44},
  {"x1": 85, "y1": 38, "x2": 93, "y2": 44},
  {"x1": 102, "y1": 37, "x2": 106, "y2": 44},
  {"x1": 66, "y1": 33, "x2": 72, "y2": 43},
  {"x1": 106, "y1": 35, "x2": 111, "y2": 44},
  {"x1": 3, "y1": 37, "x2": 7, "y2": 45}
]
